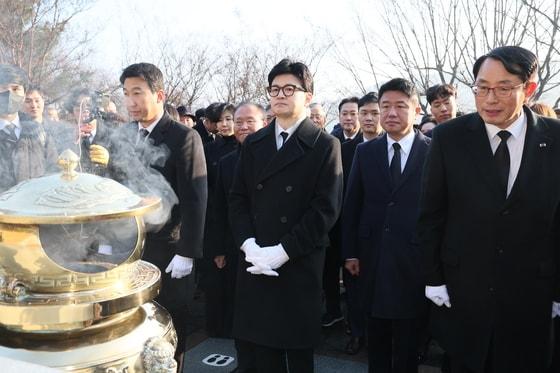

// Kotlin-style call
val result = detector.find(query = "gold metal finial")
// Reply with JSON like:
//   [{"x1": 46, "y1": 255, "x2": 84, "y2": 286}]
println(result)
[{"x1": 57, "y1": 149, "x2": 80, "y2": 180}]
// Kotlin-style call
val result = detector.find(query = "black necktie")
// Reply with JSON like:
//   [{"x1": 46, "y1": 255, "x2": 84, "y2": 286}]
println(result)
[
  {"x1": 390, "y1": 142, "x2": 402, "y2": 186},
  {"x1": 494, "y1": 130, "x2": 511, "y2": 196},
  {"x1": 280, "y1": 131, "x2": 289, "y2": 147},
  {"x1": 4, "y1": 123, "x2": 17, "y2": 142}
]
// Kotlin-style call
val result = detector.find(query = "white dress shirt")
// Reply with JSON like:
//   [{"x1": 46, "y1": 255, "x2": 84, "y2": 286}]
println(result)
[
  {"x1": 0, "y1": 114, "x2": 21, "y2": 139},
  {"x1": 484, "y1": 112, "x2": 526, "y2": 196},
  {"x1": 137, "y1": 111, "x2": 164, "y2": 143},
  {"x1": 386, "y1": 130, "x2": 415, "y2": 172}
]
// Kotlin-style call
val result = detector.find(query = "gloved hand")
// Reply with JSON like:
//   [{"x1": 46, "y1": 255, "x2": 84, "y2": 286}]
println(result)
[
  {"x1": 241, "y1": 237, "x2": 261, "y2": 258},
  {"x1": 89, "y1": 144, "x2": 110, "y2": 166},
  {"x1": 241, "y1": 238, "x2": 279, "y2": 276},
  {"x1": 246, "y1": 262, "x2": 279, "y2": 277},
  {"x1": 246, "y1": 244, "x2": 289, "y2": 270},
  {"x1": 553, "y1": 302, "x2": 560, "y2": 318},
  {"x1": 165, "y1": 255, "x2": 193, "y2": 279},
  {"x1": 425, "y1": 285, "x2": 451, "y2": 308}
]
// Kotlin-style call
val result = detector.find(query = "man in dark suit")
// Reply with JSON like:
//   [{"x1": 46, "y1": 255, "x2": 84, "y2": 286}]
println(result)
[
  {"x1": 418, "y1": 46, "x2": 560, "y2": 373},
  {"x1": 118, "y1": 62, "x2": 207, "y2": 371},
  {"x1": 332, "y1": 96, "x2": 362, "y2": 144},
  {"x1": 340, "y1": 91, "x2": 384, "y2": 355},
  {"x1": 206, "y1": 102, "x2": 266, "y2": 341},
  {"x1": 229, "y1": 59, "x2": 343, "y2": 373},
  {"x1": 193, "y1": 107, "x2": 217, "y2": 144},
  {"x1": 342, "y1": 78, "x2": 430, "y2": 373}
]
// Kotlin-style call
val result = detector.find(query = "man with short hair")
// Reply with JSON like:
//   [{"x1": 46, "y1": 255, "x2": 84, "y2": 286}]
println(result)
[
  {"x1": 333, "y1": 97, "x2": 361, "y2": 143},
  {"x1": 0, "y1": 64, "x2": 57, "y2": 191},
  {"x1": 193, "y1": 107, "x2": 215, "y2": 143},
  {"x1": 343, "y1": 79, "x2": 430, "y2": 373},
  {"x1": 419, "y1": 46, "x2": 560, "y2": 373},
  {"x1": 309, "y1": 102, "x2": 327, "y2": 129},
  {"x1": 229, "y1": 58, "x2": 342, "y2": 372},
  {"x1": 119, "y1": 62, "x2": 207, "y2": 371},
  {"x1": 426, "y1": 84, "x2": 458, "y2": 125}
]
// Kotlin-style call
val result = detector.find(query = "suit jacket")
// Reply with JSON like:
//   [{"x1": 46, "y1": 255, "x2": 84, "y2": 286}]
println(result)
[
  {"x1": 228, "y1": 118, "x2": 343, "y2": 348},
  {"x1": 115, "y1": 114, "x2": 207, "y2": 262},
  {"x1": 342, "y1": 131, "x2": 430, "y2": 319},
  {"x1": 417, "y1": 106, "x2": 560, "y2": 372}
]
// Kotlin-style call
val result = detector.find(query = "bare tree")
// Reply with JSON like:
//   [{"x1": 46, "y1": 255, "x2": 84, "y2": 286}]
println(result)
[{"x1": 0, "y1": 0, "x2": 95, "y2": 100}]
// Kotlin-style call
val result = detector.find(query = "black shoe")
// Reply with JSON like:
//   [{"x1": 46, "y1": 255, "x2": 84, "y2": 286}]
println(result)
[
  {"x1": 321, "y1": 313, "x2": 344, "y2": 327},
  {"x1": 345, "y1": 336, "x2": 364, "y2": 355}
]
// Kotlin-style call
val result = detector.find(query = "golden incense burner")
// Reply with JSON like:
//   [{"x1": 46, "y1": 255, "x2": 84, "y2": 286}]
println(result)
[{"x1": 0, "y1": 150, "x2": 177, "y2": 372}]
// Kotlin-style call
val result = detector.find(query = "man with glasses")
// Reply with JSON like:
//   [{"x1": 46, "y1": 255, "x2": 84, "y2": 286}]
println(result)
[
  {"x1": 418, "y1": 46, "x2": 560, "y2": 373},
  {"x1": 229, "y1": 58, "x2": 342, "y2": 373}
]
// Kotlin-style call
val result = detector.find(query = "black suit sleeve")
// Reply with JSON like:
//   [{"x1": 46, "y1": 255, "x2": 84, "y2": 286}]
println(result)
[
  {"x1": 279, "y1": 138, "x2": 343, "y2": 259},
  {"x1": 177, "y1": 129, "x2": 207, "y2": 258},
  {"x1": 341, "y1": 147, "x2": 364, "y2": 260},
  {"x1": 417, "y1": 127, "x2": 448, "y2": 286},
  {"x1": 207, "y1": 156, "x2": 229, "y2": 258}
]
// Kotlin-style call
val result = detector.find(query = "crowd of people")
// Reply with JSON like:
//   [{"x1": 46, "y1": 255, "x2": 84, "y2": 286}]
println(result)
[{"x1": 0, "y1": 44, "x2": 559, "y2": 373}]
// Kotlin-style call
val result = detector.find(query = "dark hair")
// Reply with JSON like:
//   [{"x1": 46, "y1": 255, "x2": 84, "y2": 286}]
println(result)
[
  {"x1": 358, "y1": 92, "x2": 379, "y2": 108},
  {"x1": 378, "y1": 78, "x2": 418, "y2": 102},
  {"x1": 205, "y1": 102, "x2": 236, "y2": 122},
  {"x1": 64, "y1": 88, "x2": 97, "y2": 112},
  {"x1": 235, "y1": 102, "x2": 266, "y2": 119},
  {"x1": 119, "y1": 62, "x2": 164, "y2": 93},
  {"x1": 195, "y1": 108, "x2": 206, "y2": 120},
  {"x1": 26, "y1": 85, "x2": 45, "y2": 97},
  {"x1": 426, "y1": 84, "x2": 457, "y2": 104},
  {"x1": 338, "y1": 96, "x2": 359, "y2": 112},
  {"x1": 0, "y1": 64, "x2": 28, "y2": 90},
  {"x1": 472, "y1": 46, "x2": 538, "y2": 83},
  {"x1": 268, "y1": 58, "x2": 314, "y2": 94}
]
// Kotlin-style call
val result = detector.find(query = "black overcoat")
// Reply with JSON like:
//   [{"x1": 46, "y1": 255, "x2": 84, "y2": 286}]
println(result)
[
  {"x1": 228, "y1": 118, "x2": 343, "y2": 348},
  {"x1": 417, "y1": 106, "x2": 560, "y2": 372}
]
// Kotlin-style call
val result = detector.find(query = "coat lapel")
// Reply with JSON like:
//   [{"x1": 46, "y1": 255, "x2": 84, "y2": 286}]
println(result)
[
  {"x1": 256, "y1": 119, "x2": 319, "y2": 183},
  {"x1": 147, "y1": 114, "x2": 171, "y2": 147},
  {"x1": 393, "y1": 130, "x2": 427, "y2": 194},
  {"x1": 463, "y1": 113, "x2": 506, "y2": 202},
  {"x1": 504, "y1": 106, "x2": 553, "y2": 208}
]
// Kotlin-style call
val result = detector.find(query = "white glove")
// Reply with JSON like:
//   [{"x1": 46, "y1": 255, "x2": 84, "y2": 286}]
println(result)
[
  {"x1": 425, "y1": 285, "x2": 451, "y2": 308},
  {"x1": 553, "y1": 302, "x2": 560, "y2": 318},
  {"x1": 246, "y1": 244, "x2": 289, "y2": 270},
  {"x1": 165, "y1": 255, "x2": 193, "y2": 279},
  {"x1": 241, "y1": 238, "x2": 279, "y2": 276}
]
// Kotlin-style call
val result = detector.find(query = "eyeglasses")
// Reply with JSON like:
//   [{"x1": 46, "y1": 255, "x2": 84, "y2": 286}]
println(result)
[
  {"x1": 267, "y1": 84, "x2": 306, "y2": 97},
  {"x1": 471, "y1": 83, "x2": 525, "y2": 98}
]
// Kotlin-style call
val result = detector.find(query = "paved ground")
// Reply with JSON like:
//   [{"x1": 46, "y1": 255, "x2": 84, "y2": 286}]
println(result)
[{"x1": 184, "y1": 291, "x2": 444, "y2": 373}]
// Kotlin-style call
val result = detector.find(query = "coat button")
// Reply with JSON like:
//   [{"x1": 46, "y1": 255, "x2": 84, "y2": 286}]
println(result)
[
  {"x1": 280, "y1": 216, "x2": 288, "y2": 223},
  {"x1": 384, "y1": 225, "x2": 390, "y2": 232},
  {"x1": 256, "y1": 184, "x2": 263, "y2": 190},
  {"x1": 501, "y1": 209, "x2": 510, "y2": 216},
  {"x1": 497, "y1": 246, "x2": 503, "y2": 254},
  {"x1": 388, "y1": 201, "x2": 395, "y2": 207},
  {"x1": 489, "y1": 287, "x2": 494, "y2": 292},
  {"x1": 285, "y1": 185, "x2": 293, "y2": 192}
]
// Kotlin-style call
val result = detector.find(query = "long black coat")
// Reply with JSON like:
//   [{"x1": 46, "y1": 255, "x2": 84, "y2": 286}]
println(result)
[
  {"x1": 342, "y1": 131, "x2": 430, "y2": 319},
  {"x1": 417, "y1": 106, "x2": 560, "y2": 373},
  {"x1": 228, "y1": 118, "x2": 343, "y2": 348}
]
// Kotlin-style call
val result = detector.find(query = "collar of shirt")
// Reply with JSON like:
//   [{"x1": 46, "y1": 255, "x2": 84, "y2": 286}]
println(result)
[
  {"x1": 137, "y1": 110, "x2": 164, "y2": 135},
  {"x1": 0, "y1": 113, "x2": 20, "y2": 131},
  {"x1": 344, "y1": 131, "x2": 359, "y2": 141},
  {"x1": 386, "y1": 129, "x2": 415, "y2": 157},
  {"x1": 275, "y1": 115, "x2": 306, "y2": 149},
  {"x1": 484, "y1": 110, "x2": 526, "y2": 144}
]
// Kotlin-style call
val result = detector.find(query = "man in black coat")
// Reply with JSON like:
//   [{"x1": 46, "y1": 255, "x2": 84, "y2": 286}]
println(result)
[
  {"x1": 206, "y1": 102, "x2": 266, "y2": 340},
  {"x1": 418, "y1": 46, "x2": 560, "y2": 373},
  {"x1": 343, "y1": 79, "x2": 430, "y2": 373},
  {"x1": 118, "y1": 63, "x2": 207, "y2": 371},
  {"x1": 193, "y1": 107, "x2": 217, "y2": 144},
  {"x1": 229, "y1": 59, "x2": 343, "y2": 373}
]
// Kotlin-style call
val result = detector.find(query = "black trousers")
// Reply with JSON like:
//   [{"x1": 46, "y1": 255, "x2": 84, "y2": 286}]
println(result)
[
  {"x1": 368, "y1": 317, "x2": 419, "y2": 373},
  {"x1": 204, "y1": 260, "x2": 237, "y2": 337},
  {"x1": 343, "y1": 268, "x2": 366, "y2": 337},
  {"x1": 235, "y1": 339, "x2": 314, "y2": 373},
  {"x1": 322, "y1": 244, "x2": 342, "y2": 316}
]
